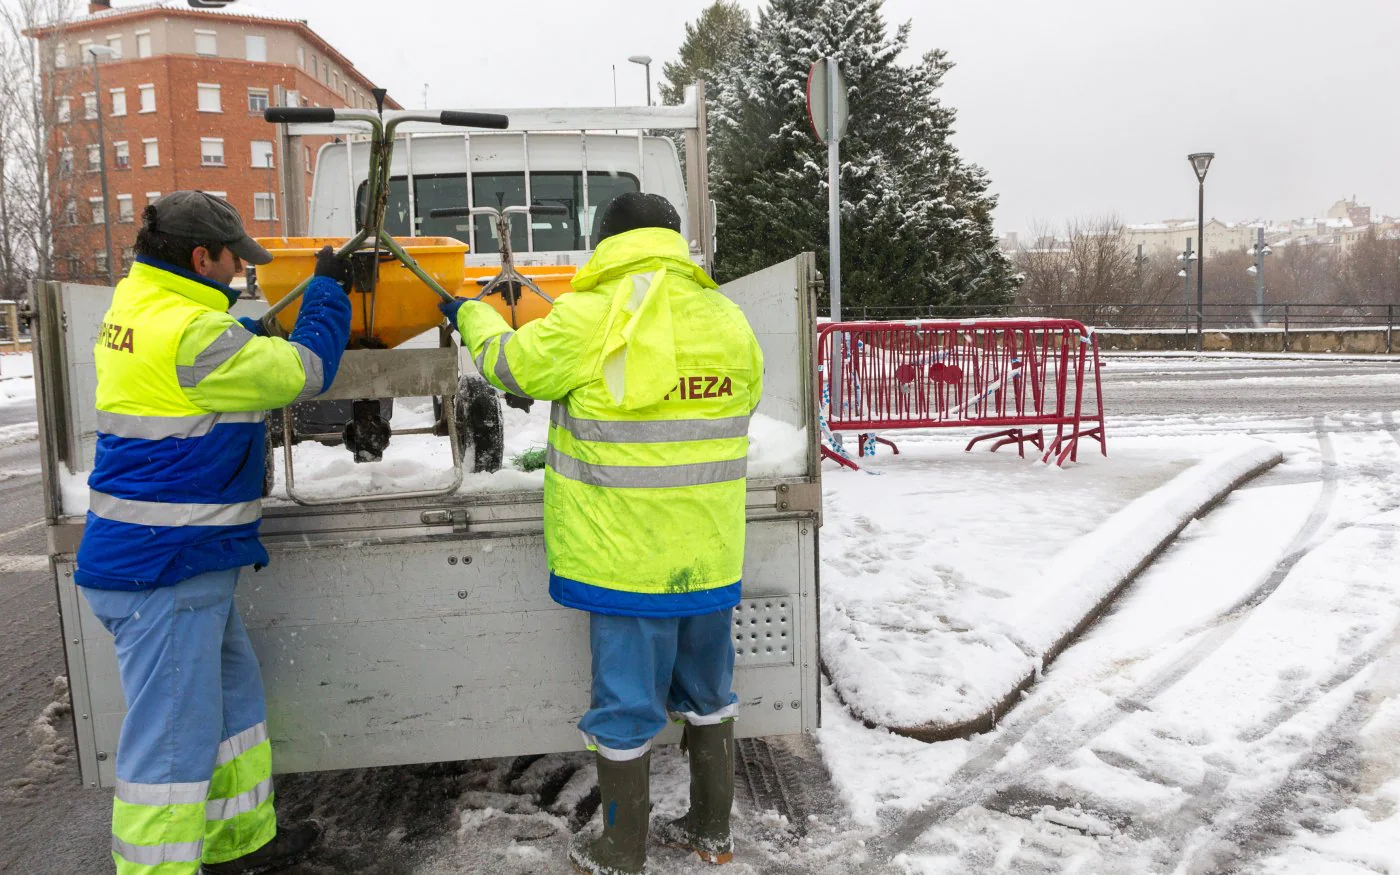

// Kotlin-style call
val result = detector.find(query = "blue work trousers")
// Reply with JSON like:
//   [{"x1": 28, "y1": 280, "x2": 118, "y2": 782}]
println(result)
[
  {"x1": 82, "y1": 568, "x2": 277, "y2": 872},
  {"x1": 579, "y1": 609, "x2": 739, "y2": 760}
]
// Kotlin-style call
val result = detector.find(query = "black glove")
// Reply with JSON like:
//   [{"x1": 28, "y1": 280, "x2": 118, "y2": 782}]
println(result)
[
  {"x1": 504, "y1": 394, "x2": 534, "y2": 413},
  {"x1": 314, "y1": 245, "x2": 351, "y2": 289}
]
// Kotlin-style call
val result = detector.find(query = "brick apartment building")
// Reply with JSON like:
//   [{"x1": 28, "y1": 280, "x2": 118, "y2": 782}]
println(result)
[{"x1": 28, "y1": 0, "x2": 399, "y2": 283}]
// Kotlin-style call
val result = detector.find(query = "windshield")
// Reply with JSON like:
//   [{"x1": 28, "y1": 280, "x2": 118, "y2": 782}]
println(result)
[{"x1": 356, "y1": 171, "x2": 641, "y2": 254}]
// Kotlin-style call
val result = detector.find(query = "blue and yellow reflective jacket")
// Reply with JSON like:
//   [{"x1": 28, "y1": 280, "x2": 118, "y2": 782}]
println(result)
[
  {"x1": 455, "y1": 228, "x2": 764, "y2": 617},
  {"x1": 75, "y1": 257, "x2": 351, "y2": 590}
]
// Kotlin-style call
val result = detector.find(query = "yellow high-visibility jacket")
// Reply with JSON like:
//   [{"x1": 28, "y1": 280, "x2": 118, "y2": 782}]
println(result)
[
  {"x1": 456, "y1": 227, "x2": 763, "y2": 616},
  {"x1": 76, "y1": 258, "x2": 350, "y2": 590}
]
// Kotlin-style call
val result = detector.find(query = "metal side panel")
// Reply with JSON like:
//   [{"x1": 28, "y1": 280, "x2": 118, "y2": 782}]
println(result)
[
  {"x1": 63, "y1": 520, "x2": 813, "y2": 787},
  {"x1": 59, "y1": 283, "x2": 114, "y2": 477},
  {"x1": 53, "y1": 560, "x2": 103, "y2": 788}
]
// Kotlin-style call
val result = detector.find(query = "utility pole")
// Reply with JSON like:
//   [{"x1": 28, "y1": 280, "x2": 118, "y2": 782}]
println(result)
[
  {"x1": 87, "y1": 45, "x2": 117, "y2": 285},
  {"x1": 1177, "y1": 238, "x2": 1195, "y2": 338},
  {"x1": 1247, "y1": 227, "x2": 1271, "y2": 324},
  {"x1": 1188, "y1": 152, "x2": 1215, "y2": 351}
]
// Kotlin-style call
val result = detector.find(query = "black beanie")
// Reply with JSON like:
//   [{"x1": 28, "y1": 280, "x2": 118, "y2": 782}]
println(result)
[{"x1": 597, "y1": 192, "x2": 682, "y2": 242}]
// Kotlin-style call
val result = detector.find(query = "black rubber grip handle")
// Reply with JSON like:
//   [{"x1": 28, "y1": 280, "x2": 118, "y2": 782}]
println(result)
[
  {"x1": 440, "y1": 111, "x2": 510, "y2": 129},
  {"x1": 265, "y1": 107, "x2": 336, "y2": 123},
  {"x1": 428, "y1": 207, "x2": 473, "y2": 219}
]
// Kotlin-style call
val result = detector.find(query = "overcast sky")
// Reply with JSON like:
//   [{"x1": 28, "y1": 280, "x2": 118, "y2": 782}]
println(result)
[{"x1": 261, "y1": 0, "x2": 1397, "y2": 234}]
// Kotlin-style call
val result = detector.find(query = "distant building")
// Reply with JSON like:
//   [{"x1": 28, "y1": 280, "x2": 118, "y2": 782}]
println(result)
[
  {"x1": 27, "y1": 0, "x2": 399, "y2": 283},
  {"x1": 1124, "y1": 219, "x2": 1258, "y2": 258},
  {"x1": 1270, "y1": 198, "x2": 1376, "y2": 255}
]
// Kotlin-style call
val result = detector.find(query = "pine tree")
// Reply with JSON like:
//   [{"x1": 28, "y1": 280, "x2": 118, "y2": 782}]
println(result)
[
  {"x1": 659, "y1": 1, "x2": 751, "y2": 106},
  {"x1": 708, "y1": 0, "x2": 1015, "y2": 313}
]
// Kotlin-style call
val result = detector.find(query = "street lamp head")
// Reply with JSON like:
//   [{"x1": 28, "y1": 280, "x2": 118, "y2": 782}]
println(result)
[
  {"x1": 627, "y1": 55, "x2": 652, "y2": 66},
  {"x1": 1177, "y1": 269, "x2": 1187, "y2": 278},
  {"x1": 1261, "y1": 245, "x2": 1273, "y2": 256},
  {"x1": 1188, "y1": 152, "x2": 1215, "y2": 183},
  {"x1": 1246, "y1": 265, "x2": 1258, "y2": 276}
]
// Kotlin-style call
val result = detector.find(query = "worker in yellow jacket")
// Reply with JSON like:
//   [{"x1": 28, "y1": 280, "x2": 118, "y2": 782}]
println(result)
[
  {"x1": 76, "y1": 192, "x2": 352, "y2": 875},
  {"x1": 441, "y1": 192, "x2": 763, "y2": 873}
]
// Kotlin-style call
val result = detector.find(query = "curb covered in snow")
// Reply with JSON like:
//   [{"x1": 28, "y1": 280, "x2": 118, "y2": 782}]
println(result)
[{"x1": 835, "y1": 441, "x2": 1284, "y2": 743}]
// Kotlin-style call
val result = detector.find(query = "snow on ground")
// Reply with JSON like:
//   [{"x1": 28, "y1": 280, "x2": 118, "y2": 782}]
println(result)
[{"x1": 819, "y1": 415, "x2": 1400, "y2": 874}]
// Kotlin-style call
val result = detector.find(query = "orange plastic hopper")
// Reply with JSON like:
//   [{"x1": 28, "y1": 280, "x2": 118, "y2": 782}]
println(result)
[{"x1": 255, "y1": 236, "x2": 467, "y2": 349}]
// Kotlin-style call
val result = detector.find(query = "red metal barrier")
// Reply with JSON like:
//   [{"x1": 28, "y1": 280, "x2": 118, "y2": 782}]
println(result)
[{"x1": 816, "y1": 319, "x2": 1107, "y2": 467}]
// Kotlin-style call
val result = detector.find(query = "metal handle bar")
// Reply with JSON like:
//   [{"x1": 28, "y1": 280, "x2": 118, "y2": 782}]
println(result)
[
  {"x1": 427, "y1": 204, "x2": 569, "y2": 219},
  {"x1": 264, "y1": 108, "x2": 509, "y2": 131}
]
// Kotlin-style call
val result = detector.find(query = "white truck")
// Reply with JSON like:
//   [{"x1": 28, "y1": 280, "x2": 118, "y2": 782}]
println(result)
[{"x1": 33, "y1": 90, "x2": 824, "y2": 791}]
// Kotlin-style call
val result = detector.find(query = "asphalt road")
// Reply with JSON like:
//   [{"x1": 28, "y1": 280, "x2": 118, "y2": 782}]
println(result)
[{"x1": 1, "y1": 355, "x2": 1398, "y2": 873}]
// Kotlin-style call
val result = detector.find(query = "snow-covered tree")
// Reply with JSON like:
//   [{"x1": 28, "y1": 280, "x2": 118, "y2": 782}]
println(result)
[
  {"x1": 659, "y1": 1, "x2": 751, "y2": 107},
  {"x1": 708, "y1": 0, "x2": 1015, "y2": 312}
]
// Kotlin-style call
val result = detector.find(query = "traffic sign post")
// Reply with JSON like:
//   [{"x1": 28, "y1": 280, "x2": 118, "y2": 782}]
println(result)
[{"x1": 808, "y1": 57, "x2": 849, "y2": 423}]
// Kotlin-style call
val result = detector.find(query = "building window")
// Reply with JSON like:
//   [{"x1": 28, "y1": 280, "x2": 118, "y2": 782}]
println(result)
[
  {"x1": 253, "y1": 193, "x2": 276, "y2": 221},
  {"x1": 56, "y1": 97, "x2": 71, "y2": 123},
  {"x1": 331, "y1": 71, "x2": 339, "y2": 92},
  {"x1": 296, "y1": 45, "x2": 304, "y2": 68},
  {"x1": 139, "y1": 84, "x2": 155, "y2": 113},
  {"x1": 62, "y1": 199, "x2": 78, "y2": 225},
  {"x1": 321, "y1": 60, "x2": 329, "y2": 84},
  {"x1": 95, "y1": 250, "x2": 109, "y2": 275},
  {"x1": 121, "y1": 247, "x2": 134, "y2": 270},
  {"x1": 87, "y1": 144, "x2": 101, "y2": 172},
  {"x1": 197, "y1": 83, "x2": 221, "y2": 113},
  {"x1": 59, "y1": 148, "x2": 73, "y2": 174},
  {"x1": 200, "y1": 138, "x2": 224, "y2": 166},
  {"x1": 106, "y1": 35, "x2": 122, "y2": 59},
  {"x1": 304, "y1": 145, "x2": 311, "y2": 168},
  {"x1": 143, "y1": 138, "x2": 158, "y2": 167},
  {"x1": 62, "y1": 255, "x2": 81, "y2": 277},
  {"x1": 248, "y1": 88, "x2": 269, "y2": 113},
  {"x1": 82, "y1": 91, "x2": 97, "y2": 120},
  {"x1": 90, "y1": 197, "x2": 105, "y2": 224},
  {"x1": 117, "y1": 194, "x2": 133, "y2": 223},
  {"x1": 54, "y1": 43, "x2": 67, "y2": 68},
  {"x1": 194, "y1": 29, "x2": 216, "y2": 56},
  {"x1": 136, "y1": 30, "x2": 151, "y2": 58},
  {"x1": 245, "y1": 34, "x2": 266, "y2": 62},
  {"x1": 113, "y1": 141, "x2": 129, "y2": 169},
  {"x1": 250, "y1": 140, "x2": 274, "y2": 168},
  {"x1": 110, "y1": 87, "x2": 126, "y2": 116}
]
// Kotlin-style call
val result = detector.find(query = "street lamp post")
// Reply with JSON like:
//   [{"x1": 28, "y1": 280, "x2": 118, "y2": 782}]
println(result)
[
  {"x1": 1246, "y1": 227, "x2": 1272, "y2": 324},
  {"x1": 1187, "y1": 152, "x2": 1214, "y2": 351},
  {"x1": 627, "y1": 54, "x2": 652, "y2": 106},
  {"x1": 1176, "y1": 238, "x2": 1196, "y2": 338},
  {"x1": 87, "y1": 44, "x2": 117, "y2": 285}
]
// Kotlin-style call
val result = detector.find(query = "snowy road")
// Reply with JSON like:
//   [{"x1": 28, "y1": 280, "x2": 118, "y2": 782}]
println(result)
[{"x1": 3, "y1": 355, "x2": 1400, "y2": 873}]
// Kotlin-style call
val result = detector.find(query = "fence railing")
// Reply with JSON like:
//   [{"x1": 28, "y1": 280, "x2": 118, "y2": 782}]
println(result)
[{"x1": 825, "y1": 302, "x2": 1400, "y2": 332}]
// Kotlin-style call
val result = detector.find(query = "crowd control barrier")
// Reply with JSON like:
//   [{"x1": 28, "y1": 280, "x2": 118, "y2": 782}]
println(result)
[{"x1": 816, "y1": 319, "x2": 1106, "y2": 468}]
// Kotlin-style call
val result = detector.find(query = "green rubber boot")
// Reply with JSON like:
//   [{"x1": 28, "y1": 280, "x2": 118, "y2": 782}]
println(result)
[
  {"x1": 569, "y1": 751, "x2": 651, "y2": 875},
  {"x1": 654, "y1": 721, "x2": 734, "y2": 864}
]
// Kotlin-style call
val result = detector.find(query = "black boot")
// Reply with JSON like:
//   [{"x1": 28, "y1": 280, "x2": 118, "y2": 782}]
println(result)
[
  {"x1": 569, "y1": 751, "x2": 651, "y2": 875},
  {"x1": 653, "y1": 721, "x2": 734, "y2": 864},
  {"x1": 200, "y1": 820, "x2": 322, "y2": 875}
]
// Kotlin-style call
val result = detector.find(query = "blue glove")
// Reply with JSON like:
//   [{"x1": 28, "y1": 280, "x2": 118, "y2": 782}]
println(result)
[
  {"x1": 236, "y1": 316, "x2": 267, "y2": 337},
  {"x1": 439, "y1": 297, "x2": 468, "y2": 327}
]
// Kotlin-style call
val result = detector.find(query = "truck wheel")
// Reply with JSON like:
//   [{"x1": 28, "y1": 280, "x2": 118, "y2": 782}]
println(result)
[{"x1": 455, "y1": 376, "x2": 504, "y2": 474}]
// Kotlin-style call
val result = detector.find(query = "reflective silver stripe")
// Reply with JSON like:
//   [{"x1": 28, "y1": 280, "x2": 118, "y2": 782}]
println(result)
[
  {"x1": 177, "y1": 325, "x2": 254, "y2": 388},
  {"x1": 115, "y1": 778, "x2": 210, "y2": 807},
  {"x1": 671, "y1": 701, "x2": 739, "y2": 726},
  {"x1": 547, "y1": 447, "x2": 747, "y2": 488},
  {"x1": 216, "y1": 722, "x2": 269, "y2": 767},
  {"x1": 290, "y1": 341, "x2": 325, "y2": 403},
  {"x1": 473, "y1": 343, "x2": 488, "y2": 377},
  {"x1": 581, "y1": 730, "x2": 652, "y2": 763},
  {"x1": 112, "y1": 836, "x2": 203, "y2": 865},
  {"x1": 97, "y1": 410, "x2": 263, "y2": 440},
  {"x1": 206, "y1": 777, "x2": 273, "y2": 821},
  {"x1": 492, "y1": 332, "x2": 527, "y2": 397},
  {"x1": 89, "y1": 490, "x2": 261, "y2": 527},
  {"x1": 551, "y1": 405, "x2": 750, "y2": 444}
]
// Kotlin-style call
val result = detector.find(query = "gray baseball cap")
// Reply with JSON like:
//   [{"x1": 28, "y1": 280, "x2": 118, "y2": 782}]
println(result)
[{"x1": 145, "y1": 191, "x2": 273, "y2": 265}]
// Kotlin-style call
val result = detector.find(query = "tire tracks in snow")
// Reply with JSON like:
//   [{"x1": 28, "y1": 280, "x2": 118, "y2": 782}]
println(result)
[{"x1": 860, "y1": 417, "x2": 1341, "y2": 870}]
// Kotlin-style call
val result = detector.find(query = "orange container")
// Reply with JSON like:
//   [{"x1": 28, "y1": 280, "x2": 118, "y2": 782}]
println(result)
[
  {"x1": 255, "y1": 236, "x2": 467, "y2": 349},
  {"x1": 459, "y1": 265, "x2": 579, "y2": 327}
]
